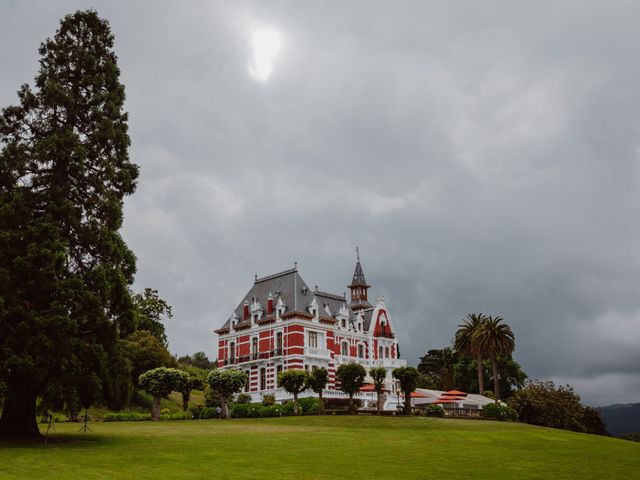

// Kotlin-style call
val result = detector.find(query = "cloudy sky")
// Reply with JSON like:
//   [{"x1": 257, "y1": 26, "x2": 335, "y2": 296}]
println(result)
[{"x1": 2, "y1": 1, "x2": 639, "y2": 406}]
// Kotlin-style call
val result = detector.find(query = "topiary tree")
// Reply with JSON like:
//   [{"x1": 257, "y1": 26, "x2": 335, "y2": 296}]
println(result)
[
  {"x1": 138, "y1": 367, "x2": 189, "y2": 421},
  {"x1": 369, "y1": 367, "x2": 388, "y2": 414},
  {"x1": 278, "y1": 369, "x2": 308, "y2": 415},
  {"x1": 180, "y1": 374, "x2": 203, "y2": 411},
  {"x1": 393, "y1": 366, "x2": 420, "y2": 415},
  {"x1": 336, "y1": 363, "x2": 366, "y2": 414},
  {"x1": 305, "y1": 368, "x2": 329, "y2": 414},
  {"x1": 205, "y1": 369, "x2": 247, "y2": 419}
]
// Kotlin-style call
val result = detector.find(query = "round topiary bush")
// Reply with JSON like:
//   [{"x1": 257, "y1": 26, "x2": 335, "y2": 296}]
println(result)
[
  {"x1": 425, "y1": 404, "x2": 445, "y2": 417},
  {"x1": 481, "y1": 403, "x2": 517, "y2": 421}
]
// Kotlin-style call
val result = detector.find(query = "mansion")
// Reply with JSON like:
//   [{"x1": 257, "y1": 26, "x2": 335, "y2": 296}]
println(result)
[{"x1": 215, "y1": 254, "x2": 406, "y2": 407}]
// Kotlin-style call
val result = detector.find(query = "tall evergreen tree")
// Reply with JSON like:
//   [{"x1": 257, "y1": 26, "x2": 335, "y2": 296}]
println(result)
[{"x1": 0, "y1": 10, "x2": 138, "y2": 439}]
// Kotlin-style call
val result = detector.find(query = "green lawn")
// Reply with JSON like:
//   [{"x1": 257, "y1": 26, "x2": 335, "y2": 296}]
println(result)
[{"x1": 1, "y1": 416, "x2": 638, "y2": 479}]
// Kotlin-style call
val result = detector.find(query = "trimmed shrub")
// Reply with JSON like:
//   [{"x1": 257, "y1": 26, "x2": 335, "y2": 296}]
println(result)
[
  {"x1": 229, "y1": 403, "x2": 285, "y2": 418},
  {"x1": 282, "y1": 402, "x2": 295, "y2": 416},
  {"x1": 298, "y1": 397, "x2": 320, "y2": 414},
  {"x1": 483, "y1": 390, "x2": 495, "y2": 399},
  {"x1": 262, "y1": 393, "x2": 276, "y2": 406},
  {"x1": 230, "y1": 403, "x2": 251, "y2": 418},
  {"x1": 481, "y1": 403, "x2": 517, "y2": 421},
  {"x1": 425, "y1": 404, "x2": 445, "y2": 417},
  {"x1": 159, "y1": 411, "x2": 190, "y2": 421},
  {"x1": 260, "y1": 405, "x2": 284, "y2": 417}
]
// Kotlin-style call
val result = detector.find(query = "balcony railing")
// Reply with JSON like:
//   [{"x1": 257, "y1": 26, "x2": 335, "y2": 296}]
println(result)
[
  {"x1": 223, "y1": 348, "x2": 284, "y2": 366},
  {"x1": 377, "y1": 330, "x2": 395, "y2": 339},
  {"x1": 304, "y1": 347, "x2": 331, "y2": 358}
]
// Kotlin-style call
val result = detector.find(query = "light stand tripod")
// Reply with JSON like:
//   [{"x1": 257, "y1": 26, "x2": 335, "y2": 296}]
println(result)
[
  {"x1": 78, "y1": 409, "x2": 93, "y2": 433},
  {"x1": 44, "y1": 414, "x2": 56, "y2": 444}
]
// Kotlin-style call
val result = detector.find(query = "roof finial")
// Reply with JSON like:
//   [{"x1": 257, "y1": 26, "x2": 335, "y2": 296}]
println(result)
[
  {"x1": 294, "y1": 261, "x2": 298, "y2": 270},
  {"x1": 356, "y1": 246, "x2": 360, "y2": 262}
]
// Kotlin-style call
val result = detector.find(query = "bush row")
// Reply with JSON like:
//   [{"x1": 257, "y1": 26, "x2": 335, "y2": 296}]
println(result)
[
  {"x1": 103, "y1": 411, "x2": 191, "y2": 422},
  {"x1": 230, "y1": 397, "x2": 321, "y2": 418},
  {"x1": 103, "y1": 412, "x2": 151, "y2": 422}
]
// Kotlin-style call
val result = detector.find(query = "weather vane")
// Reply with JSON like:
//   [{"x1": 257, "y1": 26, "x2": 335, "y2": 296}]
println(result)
[{"x1": 356, "y1": 246, "x2": 360, "y2": 261}]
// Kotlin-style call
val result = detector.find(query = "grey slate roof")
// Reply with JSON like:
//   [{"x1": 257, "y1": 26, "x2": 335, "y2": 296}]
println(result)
[
  {"x1": 314, "y1": 290, "x2": 348, "y2": 318},
  {"x1": 218, "y1": 265, "x2": 378, "y2": 332}
]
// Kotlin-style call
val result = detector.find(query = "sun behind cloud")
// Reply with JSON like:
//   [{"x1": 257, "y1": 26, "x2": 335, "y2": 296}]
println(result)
[{"x1": 249, "y1": 27, "x2": 282, "y2": 82}]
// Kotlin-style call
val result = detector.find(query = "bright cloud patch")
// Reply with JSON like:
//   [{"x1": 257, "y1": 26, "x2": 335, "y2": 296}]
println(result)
[{"x1": 249, "y1": 27, "x2": 282, "y2": 82}]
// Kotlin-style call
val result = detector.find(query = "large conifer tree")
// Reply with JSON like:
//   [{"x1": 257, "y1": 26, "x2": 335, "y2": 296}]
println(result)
[{"x1": 0, "y1": 10, "x2": 138, "y2": 439}]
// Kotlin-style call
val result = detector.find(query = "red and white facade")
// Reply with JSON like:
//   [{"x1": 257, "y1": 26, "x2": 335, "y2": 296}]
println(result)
[{"x1": 215, "y1": 255, "x2": 406, "y2": 407}]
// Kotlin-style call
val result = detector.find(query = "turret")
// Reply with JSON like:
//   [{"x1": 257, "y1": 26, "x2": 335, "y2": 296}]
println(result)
[{"x1": 348, "y1": 247, "x2": 372, "y2": 310}]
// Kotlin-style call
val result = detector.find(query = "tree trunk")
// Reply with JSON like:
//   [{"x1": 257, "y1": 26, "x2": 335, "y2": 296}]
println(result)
[
  {"x1": 221, "y1": 395, "x2": 230, "y2": 419},
  {"x1": 293, "y1": 393, "x2": 299, "y2": 415},
  {"x1": 151, "y1": 396, "x2": 161, "y2": 421},
  {"x1": 0, "y1": 384, "x2": 41, "y2": 440},
  {"x1": 182, "y1": 391, "x2": 190, "y2": 411},
  {"x1": 476, "y1": 353, "x2": 485, "y2": 394},
  {"x1": 68, "y1": 409, "x2": 78, "y2": 422},
  {"x1": 318, "y1": 391, "x2": 324, "y2": 415},
  {"x1": 404, "y1": 390, "x2": 412, "y2": 415},
  {"x1": 348, "y1": 394, "x2": 355, "y2": 415},
  {"x1": 491, "y1": 354, "x2": 500, "y2": 402},
  {"x1": 376, "y1": 391, "x2": 383, "y2": 415}
]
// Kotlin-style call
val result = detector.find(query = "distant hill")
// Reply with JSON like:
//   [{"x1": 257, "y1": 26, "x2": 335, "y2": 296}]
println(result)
[{"x1": 599, "y1": 403, "x2": 640, "y2": 437}]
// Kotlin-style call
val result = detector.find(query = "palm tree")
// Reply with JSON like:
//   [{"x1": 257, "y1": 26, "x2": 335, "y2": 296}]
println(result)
[
  {"x1": 454, "y1": 313, "x2": 487, "y2": 394},
  {"x1": 472, "y1": 316, "x2": 515, "y2": 402}
]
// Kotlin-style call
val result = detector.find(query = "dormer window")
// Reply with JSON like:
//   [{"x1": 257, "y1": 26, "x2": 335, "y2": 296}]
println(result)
[{"x1": 341, "y1": 319, "x2": 346, "y2": 329}]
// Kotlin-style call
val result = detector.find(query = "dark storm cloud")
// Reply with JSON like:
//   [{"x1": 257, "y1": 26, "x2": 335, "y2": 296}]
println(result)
[{"x1": 2, "y1": 1, "x2": 639, "y2": 405}]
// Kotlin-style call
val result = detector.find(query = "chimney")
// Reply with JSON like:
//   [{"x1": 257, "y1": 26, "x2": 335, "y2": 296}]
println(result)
[
  {"x1": 243, "y1": 300, "x2": 249, "y2": 321},
  {"x1": 267, "y1": 292, "x2": 274, "y2": 315}
]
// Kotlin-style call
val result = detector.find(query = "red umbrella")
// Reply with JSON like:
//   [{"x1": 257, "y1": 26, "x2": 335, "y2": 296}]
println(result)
[
  {"x1": 400, "y1": 391, "x2": 430, "y2": 398},
  {"x1": 433, "y1": 396, "x2": 466, "y2": 403},
  {"x1": 443, "y1": 390, "x2": 467, "y2": 396}
]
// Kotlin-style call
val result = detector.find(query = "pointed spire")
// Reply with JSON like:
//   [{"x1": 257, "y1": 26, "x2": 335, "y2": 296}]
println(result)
[
  {"x1": 350, "y1": 247, "x2": 368, "y2": 287},
  {"x1": 348, "y1": 247, "x2": 372, "y2": 309}
]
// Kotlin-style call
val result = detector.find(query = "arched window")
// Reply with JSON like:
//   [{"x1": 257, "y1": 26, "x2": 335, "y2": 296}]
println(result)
[
  {"x1": 378, "y1": 345, "x2": 383, "y2": 359},
  {"x1": 358, "y1": 344, "x2": 364, "y2": 358},
  {"x1": 385, "y1": 347, "x2": 389, "y2": 358},
  {"x1": 260, "y1": 368, "x2": 266, "y2": 391},
  {"x1": 252, "y1": 337, "x2": 258, "y2": 357},
  {"x1": 229, "y1": 342, "x2": 236, "y2": 362}
]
